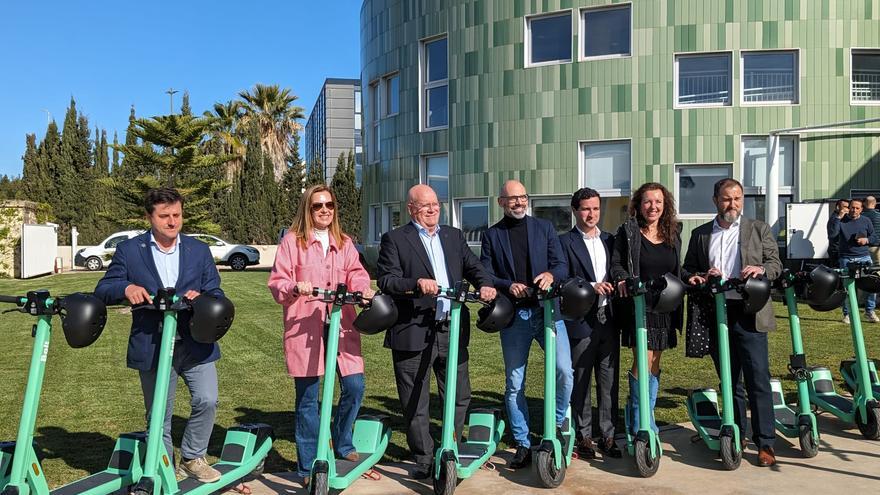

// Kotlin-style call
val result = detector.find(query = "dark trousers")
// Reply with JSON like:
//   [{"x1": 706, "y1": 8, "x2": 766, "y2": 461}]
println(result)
[
  {"x1": 570, "y1": 317, "x2": 619, "y2": 441},
  {"x1": 391, "y1": 323, "x2": 471, "y2": 465},
  {"x1": 710, "y1": 300, "x2": 776, "y2": 449}
]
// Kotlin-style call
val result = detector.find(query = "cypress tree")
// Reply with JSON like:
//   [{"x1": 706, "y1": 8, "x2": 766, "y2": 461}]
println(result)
[
  {"x1": 98, "y1": 130, "x2": 110, "y2": 176},
  {"x1": 36, "y1": 121, "x2": 61, "y2": 205},
  {"x1": 304, "y1": 156, "x2": 325, "y2": 188},
  {"x1": 331, "y1": 150, "x2": 361, "y2": 241},
  {"x1": 279, "y1": 157, "x2": 303, "y2": 228},
  {"x1": 181, "y1": 91, "x2": 192, "y2": 116},
  {"x1": 21, "y1": 133, "x2": 42, "y2": 202},
  {"x1": 111, "y1": 131, "x2": 120, "y2": 173}
]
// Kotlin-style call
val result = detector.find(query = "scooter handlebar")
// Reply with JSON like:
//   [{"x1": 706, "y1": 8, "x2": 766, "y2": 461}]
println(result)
[{"x1": 0, "y1": 294, "x2": 25, "y2": 304}]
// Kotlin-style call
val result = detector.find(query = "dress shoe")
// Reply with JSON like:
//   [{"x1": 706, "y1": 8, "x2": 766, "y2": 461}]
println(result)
[
  {"x1": 757, "y1": 447, "x2": 776, "y2": 467},
  {"x1": 509, "y1": 445, "x2": 532, "y2": 469},
  {"x1": 598, "y1": 437, "x2": 622, "y2": 459},
  {"x1": 411, "y1": 462, "x2": 432, "y2": 479},
  {"x1": 576, "y1": 438, "x2": 596, "y2": 459},
  {"x1": 342, "y1": 451, "x2": 360, "y2": 462}
]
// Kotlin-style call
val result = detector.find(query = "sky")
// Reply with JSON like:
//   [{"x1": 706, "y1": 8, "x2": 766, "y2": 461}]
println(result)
[{"x1": 0, "y1": 0, "x2": 362, "y2": 177}]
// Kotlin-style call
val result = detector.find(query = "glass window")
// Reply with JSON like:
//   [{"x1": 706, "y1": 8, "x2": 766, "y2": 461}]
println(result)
[
  {"x1": 370, "y1": 206, "x2": 382, "y2": 242},
  {"x1": 583, "y1": 140, "x2": 631, "y2": 192},
  {"x1": 677, "y1": 165, "x2": 732, "y2": 215},
  {"x1": 743, "y1": 51, "x2": 797, "y2": 103},
  {"x1": 369, "y1": 82, "x2": 380, "y2": 162},
  {"x1": 385, "y1": 74, "x2": 400, "y2": 116},
  {"x1": 426, "y1": 38, "x2": 448, "y2": 82},
  {"x1": 528, "y1": 12, "x2": 572, "y2": 65},
  {"x1": 423, "y1": 37, "x2": 449, "y2": 129},
  {"x1": 532, "y1": 196, "x2": 572, "y2": 234},
  {"x1": 458, "y1": 199, "x2": 489, "y2": 244},
  {"x1": 852, "y1": 50, "x2": 880, "y2": 102},
  {"x1": 600, "y1": 196, "x2": 629, "y2": 233},
  {"x1": 676, "y1": 53, "x2": 732, "y2": 106},
  {"x1": 582, "y1": 5, "x2": 631, "y2": 58},
  {"x1": 105, "y1": 235, "x2": 129, "y2": 249},
  {"x1": 384, "y1": 203, "x2": 401, "y2": 232},
  {"x1": 424, "y1": 154, "x2": 450, "y2": 223},
  {"x1": 742, "y1": 136, "x2": 795, "y2": 189},
  {"x1": 744, "y1": 195, "x2": 791, "y2": 243},
  {"x1": 354, "y1": 90, "x2": 362, "y2": 115},
  {"x1": 426, "y1": 86, "x2": 448, "y2": 128}
]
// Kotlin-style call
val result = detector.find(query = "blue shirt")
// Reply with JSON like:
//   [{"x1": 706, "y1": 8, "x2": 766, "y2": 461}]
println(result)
[
  {"x1": 412, "y1": 221, "x2": 451, "y2": 320},
  {"x1": 828, "y1": 215, "x2": 877, "y2": 258},
  {"x1": 149, "y1": 232, "x2": 180, "y2": 288}
]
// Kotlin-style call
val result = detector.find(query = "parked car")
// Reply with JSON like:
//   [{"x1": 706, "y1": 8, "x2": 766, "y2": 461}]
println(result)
[
  {"x1": 75, "y1": 230, "x2": 145, "y2": 271},
  {"x1": 187, "y1": 234, "x2": 260, "y2": 271}
]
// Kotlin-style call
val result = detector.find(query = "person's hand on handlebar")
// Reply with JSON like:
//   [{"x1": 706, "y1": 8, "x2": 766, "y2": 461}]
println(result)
[
  {"x1": 295, "y1": 281, "x2": 313, "y2": 296},
  {"x1": 533, "y1": 272, "x2": 554, "y2": 291},
  {"x1": 125, "y1": 284, "x2": 152, "y2": 305},
  {"x1": 593, "y1": 281, "x2": 614, "y2": 295},
  {"x1": 361, "y1": 287, "x2": 376, "y2": 300},
  {"x1": 509, "y1": 282, "x2": 529, "y2": 298},
  {"x1": 183, "y1": 290, "x2": 201, "y2": 300},
  {"x1": 417, "y1": 278, "x2": 439, "y2": 296},
  {"x1": 740, "y1": 265, "x2": 765, "y2": 279},
  {"x1": 478, "y1": 286, "x2": 497, "y2": 302}
]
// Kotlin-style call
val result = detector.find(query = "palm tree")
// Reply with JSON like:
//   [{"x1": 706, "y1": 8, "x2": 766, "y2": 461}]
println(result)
[
  {"x1": 238, "y1": 83, "x2": 305, "y2": 181},
  {"x1": 204, "y1": 100, "x2": 246, "y2": 180}
]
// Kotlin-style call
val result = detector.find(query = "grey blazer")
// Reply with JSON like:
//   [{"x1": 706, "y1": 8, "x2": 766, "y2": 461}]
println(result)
[{"x1": 681, "y1": 216, "x2": 782, "y2": 332}]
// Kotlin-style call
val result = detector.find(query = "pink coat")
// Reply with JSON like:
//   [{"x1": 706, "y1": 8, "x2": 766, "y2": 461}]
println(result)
[{"x1": 268, "y1": 231, "x2": 370, "y2": 378}]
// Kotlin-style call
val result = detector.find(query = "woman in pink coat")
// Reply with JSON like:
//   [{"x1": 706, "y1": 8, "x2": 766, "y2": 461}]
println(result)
[{"x1": 268, "y1": 184, "x2": 374, "y2": 483}]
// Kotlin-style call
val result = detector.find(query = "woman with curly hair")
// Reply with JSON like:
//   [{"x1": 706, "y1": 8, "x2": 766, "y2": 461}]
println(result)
[{"x1": 610, "y1": 182, "x2": 683, "y2": 436}]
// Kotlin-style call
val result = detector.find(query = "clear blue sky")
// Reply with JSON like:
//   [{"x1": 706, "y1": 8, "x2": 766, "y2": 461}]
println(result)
[{"x1": 0, "y1": 0, "x2": 362, "y2": 177}]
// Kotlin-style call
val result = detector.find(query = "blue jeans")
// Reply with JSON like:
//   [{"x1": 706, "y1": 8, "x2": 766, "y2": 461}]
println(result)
[
  {"x1": 500, "y1": 307, "x2": 574, "y2": 448},
  {"x1": 294, "y1": 373, "x2": 365, "y2": 477},
  {"x1": 841, "y1": 256, "x2": 877, "y2": 316}
]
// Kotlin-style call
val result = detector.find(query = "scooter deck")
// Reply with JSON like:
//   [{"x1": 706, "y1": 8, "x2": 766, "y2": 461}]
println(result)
[
  {"x1": 808, "y1": 367, "x2": 855, "y2": 416},
  {"x1": 328, "y1": 415, "x2": 390, "y2": 489},
  {"x1": 686, "y1": 389, "x2": 724, "y2": 445},
  {"x1": 770, "y1": 379, "x2": 799, "y2": 436},
  {"x1": 840, "y1": 359, "x2": 880, "y2": 398},
  {"x1": 454, "y1": 409, "x2": 505, "y2": 478}
]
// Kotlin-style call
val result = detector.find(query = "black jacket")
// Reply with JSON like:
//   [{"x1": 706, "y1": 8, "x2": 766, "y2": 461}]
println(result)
[{"x1": 558, "y1": 227, "x2": 615, "y2": 339}]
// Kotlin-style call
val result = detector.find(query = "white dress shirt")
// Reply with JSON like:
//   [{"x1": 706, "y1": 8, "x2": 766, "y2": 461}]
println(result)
[
  {"x1": 709, "y1": 217, "x2": 742, "y2": 299},
  {"x1": 578, "y1": 226, "x2": 609, "y2": 308}
]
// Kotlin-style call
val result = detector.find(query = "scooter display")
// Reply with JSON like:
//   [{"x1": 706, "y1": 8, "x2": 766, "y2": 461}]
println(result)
[{"x1": 0, "y1": 290, "x2": 140, "y2": 495}]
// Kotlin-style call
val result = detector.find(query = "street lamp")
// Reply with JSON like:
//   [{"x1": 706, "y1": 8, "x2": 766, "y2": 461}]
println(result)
[{"x1": 165, "y1": 88, "x2": 179, "y2": 115}]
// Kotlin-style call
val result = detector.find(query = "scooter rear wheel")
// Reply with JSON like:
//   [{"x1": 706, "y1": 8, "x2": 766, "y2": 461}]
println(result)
[
  {"x1": 433, "y1": 458, "x2": 457, "y2": 495},
  {"x1": 309, "y1": 472, "x2": 328, "y2": 495},
  {"x1": 634, "y1": 438, "x2": 659, "y2": 478},
  {"x1": 719, "y1": 436, "x2": 742, "y2": 470},
  {"x1": 855, "y1": 406, "x2": 880, "y2": 440},
  {"x1": 798, "y1": 424, "x2": 819, "y2": 458},
  {"x1": 535, "y1": 449, "x2": 566, "y2": 488}
]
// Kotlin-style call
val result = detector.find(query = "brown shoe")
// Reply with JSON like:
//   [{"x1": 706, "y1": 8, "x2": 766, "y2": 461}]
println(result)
[
  {"x1": 757, "y1": 447, "x2": 776, "y2": 467},
  {"x1": 342, "y1": 451, "x2": 360, "y2": 462},
  {"x1": 577, "y1": 438, "x2": 596, "y2": 459}
]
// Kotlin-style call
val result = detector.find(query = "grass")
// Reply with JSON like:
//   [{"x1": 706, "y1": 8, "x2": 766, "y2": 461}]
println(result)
[{"x1": 0, "y1": 271, "x2": 878, "y2": 487}]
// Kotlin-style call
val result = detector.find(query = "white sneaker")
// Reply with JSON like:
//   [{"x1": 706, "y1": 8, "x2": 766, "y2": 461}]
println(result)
[
  {"x1": 866, "y1": 311, "x2": 880, "y2": 323},
  {"x1": 178, "y1": 457, "x2": 221, "y2": 483},
  {"x1": 842, "y1": 315, "x2": 851, "y2": 324}
]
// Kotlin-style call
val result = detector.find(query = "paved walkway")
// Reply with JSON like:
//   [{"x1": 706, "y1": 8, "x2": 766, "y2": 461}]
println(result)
[{"x1": 245, "y1": 416, "x2": 880, "y2": 494}]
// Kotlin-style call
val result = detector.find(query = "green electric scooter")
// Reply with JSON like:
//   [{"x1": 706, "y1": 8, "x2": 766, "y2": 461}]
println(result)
[
  {"x1": 770, "y1": 269, "x2": 819, "y2": 457},
  {"x1": 128, "y1": 288, "x2": 273, "y2": 495},
  {"x1": 807, "y1": 262, "x2": 880, "y2": 439},
  {"x1": 431, "y1": 283, "x2": 506, "y2": 495},
  {"x1": 306, "y1": 284, "x2": 391, "y2": 495},
  {"x1": 0, "y1": 291, "x2": 146, "y2": 495},
  {"x1": 837, "y1": 264, "x2": 880, "y2": 398}
]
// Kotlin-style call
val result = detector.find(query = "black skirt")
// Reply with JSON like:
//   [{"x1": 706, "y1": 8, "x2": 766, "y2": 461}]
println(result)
[{"x1": 621, "y1": 310, "x2": 677, "y2": 351}]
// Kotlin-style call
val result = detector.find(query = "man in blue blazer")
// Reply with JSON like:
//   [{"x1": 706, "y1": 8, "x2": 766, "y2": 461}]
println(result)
[
  {"x1": 94, "y1": 187, "x2": 225, "y2": 483},
  {"x1": 558, "y1": 188, "x2": 621, "y2": 459},
  {"x1": 480, "y1": 179, "x2": 571, "y2": 469}
]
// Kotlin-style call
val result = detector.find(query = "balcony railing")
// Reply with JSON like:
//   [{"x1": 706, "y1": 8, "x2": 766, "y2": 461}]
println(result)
[
  {"x1": 678, "y1": 72, "x2": 730, "y2": 105},
  {"x1": 743, "y1": 70, "x2": 796, "y2": 102},
  {"x1": 853, "y1": 69, "x2": 880, "y2": 102}
]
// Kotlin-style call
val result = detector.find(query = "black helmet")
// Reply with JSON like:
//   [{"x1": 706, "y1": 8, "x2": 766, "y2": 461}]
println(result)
[
  {"x1": 808, "y1": 290, "x2": 847, "y2": 312},
  {"x1": 353, "y1": 294, "x2": 398, "y2": 335},
  {"x1": 739, "y1": 277, "x2": 771, "y2": 314},
  {"x1": 476, "y1": 293, "x2": 514, "y2": 333},
  {"x1": 58, "y1": 293, "x2": 107, "y2": 348},
  {"x1": 189, "y1": 295, "x2": 235, "y2": 343},
  {"x1": 650, "y1": 273, "x2": 686, "y2": 313},
  {"x1": 805, "y1": 265, "x2": 841, "y2": 305},
  {"x1": 855, "y1": 271, "x2": 880, "y2": 293},
  {"x1": 558, "y1": 277, "x2": 596, "y2": 321}
]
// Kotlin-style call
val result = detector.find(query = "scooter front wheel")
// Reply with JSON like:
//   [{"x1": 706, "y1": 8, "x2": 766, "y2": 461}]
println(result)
[
  {"x1": 433, "y1": 458, "x2": 457, "y2": 495},
  {"x1": 798, "y1": 424, "x2": 819, "y2": 458},
  {"x1": 309, "y1": 472, "x2": 329, "y2": 495},
  {"x1": 856, "y1": 406, "x2": 880, "y2": 440},
  {"x1": 634, "y1": 438, "x2": 659, "y2": 478},
  {"x1": 719, "y1": 436, "x2": 742, "y2": 470},
  {"x1": 534, "y1": 449, "x2": 566, "y2": 488}
]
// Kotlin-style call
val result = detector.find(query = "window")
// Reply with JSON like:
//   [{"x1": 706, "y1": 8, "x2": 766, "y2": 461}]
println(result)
[
  {"x1": 676, "y1": 164, "x2": 732, "y2": 215},
  {"x1": 852, "y1": 50, "x2": 880, "y2": 103},
  {"x1": 582, "y1": 140, "x2": 631, "y2": 231},
  {"x1": 527, "y1": 12, "x2": 572, "y2": 66},
  {"x1": 600, "y1": 197, "x2": 630, "y2": 233},
  {"x1": 744, "y1": 195, "x2": 791, "y2": 242},
  {"x1": 104, "y1": 235, "x2": 129, "y2": 249},
  {"x1": 742, "y1": 51, "x2": 798, "y2": 104},
  {"x1": 384, "y1": 203, "x2": 401, "y2": 233},
  {"x1": 532, "y1": 196, "x2": 572, "y2": 234},
  {"x1": 369, "y1": 81, "x2": 380, "y2": 162},
  {"x1": 581, "y1": 4, "x2": 631, "y2": 59},
  {"x1": 422, "y1": 37, "x2": 448, "y2": 129},
  {"x1": 456, "y1": 198, "x2": 489, "y2": 244},
  {"x1": 385, "y1": 74, "x2": 400, "y2": 116},
  {"x1": 369, "y1": 205, "x2": 382, "y2": 243},
  {"x1": 741, "y1": 136, "x2": 796, "y2": 191},
  {"x1": 676, "y1": 53, "x2": 732, "y2": 106},
  {"x1": 422, "y1": 154, "x2": 449, "y2": 223}
]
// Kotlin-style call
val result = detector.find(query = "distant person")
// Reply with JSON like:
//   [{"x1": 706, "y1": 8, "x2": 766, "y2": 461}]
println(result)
[
  {"x1": 862, "y1": 196, "x2": 880, "y2": 265},
  {"x1": 828, "y1": 198, "x2": 878, "y2": 323},
  {"x1": 827, "y1": 199, "x2": 849, "y2": 266}
]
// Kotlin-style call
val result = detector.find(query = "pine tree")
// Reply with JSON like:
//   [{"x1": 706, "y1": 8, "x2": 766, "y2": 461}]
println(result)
[
  {"x1": 118, "y1": 105, "x2": 145, "y2": 178},
  {"x1": 331, "y1": 150, "x2": 361, "y2": 241},
  {"x1": 181, "y1": 91, "x2": 192, "y2": 116},
  {"x1": 304, "y1": 156, "x2": 325, "y2": 188},
  {"x1": 111, "y1": 131, "x2": 120, "y2": 173}
]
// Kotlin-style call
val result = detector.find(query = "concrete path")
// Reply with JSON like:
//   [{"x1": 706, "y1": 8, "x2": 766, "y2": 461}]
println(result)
[{"x1": 245, "y1": 416, "x2": 880, "y2": 494}]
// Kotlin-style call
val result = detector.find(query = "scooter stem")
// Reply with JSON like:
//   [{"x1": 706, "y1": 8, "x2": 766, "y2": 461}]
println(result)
[
  {"x1": 315, "y1": 301, "x2": 344, "y2": 464},
  {"x1": 714, "y1": 290, "x2": 735, "y2": 428},
  {"x1": 142, "y1": 309, "x2": 180, "y2": 482},
  {"x1": 542, "y1": 298, "x2": 556, "y2": 440},
  {"x1": 439, "y1": 296, "x2": 461, "y2": 452},
  {"x1": 634, "y1": 292, "x2": 651, "y2": 435},
  {"x1": 844, "y1": 277, "x2": 873, "y2": 418}
]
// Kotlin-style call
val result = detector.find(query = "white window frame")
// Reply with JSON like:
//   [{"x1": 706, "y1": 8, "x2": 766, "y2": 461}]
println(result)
[
  {"x1": 674, "y1": 163, "x2": 733, "y2": 219},
  {"x1": 673, "y1": 51, "x2": 734, "y2": 109},
  {"x1": 454, "y1": 197, "x2": 490, "y2": 245},
  {"x1": 383, "y1": 72, "x2": 400, "y2": 117},
  {"x1": 578, "y1": 139, "x2": 633, "y2": 198},
  {"x1": 524, "y1": 10, "x2": 574, "y2": 68},
  {"x1": 739, "y1": 135, "x2": 798, "y2": 198},
  {"x1": 740, "y1": 49, "x2": 800, "y2": 106},
  {"x1": 528, "y1": 194, "x2": 574, "y2": 232},
  {"x1": 578, "y1": 3, "x2": 632, "y2": 62},
  {"x1": 420, "y1": 34, "x2": 449, "y2": 131},
  {"x1": 851, "y1": 48, "x2": 880, "y2": 105},
  {"x1": 368, "y1": 80, "x2": 380, "y2": 163}
]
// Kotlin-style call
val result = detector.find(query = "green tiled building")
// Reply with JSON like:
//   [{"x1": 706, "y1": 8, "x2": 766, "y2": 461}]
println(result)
[{"x1": 359, "y1": 0, "x2": 880, "y2": 259}]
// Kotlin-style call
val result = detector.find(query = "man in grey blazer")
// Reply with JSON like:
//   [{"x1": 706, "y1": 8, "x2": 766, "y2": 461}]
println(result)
[{"x1": 682, "y1": 178, "x2": 782, "y2": 467}]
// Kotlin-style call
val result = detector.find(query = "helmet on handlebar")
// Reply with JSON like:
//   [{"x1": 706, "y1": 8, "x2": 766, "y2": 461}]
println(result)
[
  {"x1": 476, "y1": 293, "x2": 515, "y2": 333},
  {"x1": 804, "y1": 265, "x2": 844, "y2": 309},
  {"x1": 739, "y1": 276, "x2": 771, "y2": 314},
  {"x1": 58, "y1": 293, "x2": 107, "y2": 348},
  {"x1": 353, "y1": 293, "x2": 398, "y2": 335},
  {"x1": 557, "y1": 277, "x2": 596, "y2": 321},
  {"x1": 855, "y1": 269, "x2": 880, "y2": 293},
  {"x1": 649, "y1": 273, "x2": 686, "y2": 313},
  {"x1": 189, "y1": 295, "x2": 236, "y2": 343}
]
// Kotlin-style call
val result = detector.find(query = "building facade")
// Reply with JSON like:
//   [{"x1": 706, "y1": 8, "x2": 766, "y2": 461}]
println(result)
[
  {"x1": 304, "y1": 78, "x2": 364, "y2": 184},
  {"x1": 359, "y1": 0, "x2": 880, "y2": 259}
]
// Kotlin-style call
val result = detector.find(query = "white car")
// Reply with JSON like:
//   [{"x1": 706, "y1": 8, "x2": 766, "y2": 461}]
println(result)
[
  {"x1": 187, "y1": 234, "x2": 260, "y2": 271},
  {"x1": 75, "y1": 230, "x2": 145, "y2": 271}
]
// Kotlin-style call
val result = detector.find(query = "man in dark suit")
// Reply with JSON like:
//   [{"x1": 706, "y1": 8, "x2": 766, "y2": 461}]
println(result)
[
  {"x1": 558, "y1": 188, "x2": 621, "y2": 459},
  {"x1": 480, "y1": 179, "x2": 571, "y2": 469},
  {"x1": 94, "y1": 188, "x2": 225, "y2": 483},
  {"x1": 377, "y1": 184, "x2": 496, "y2": 479},
  {"x1": 682, "y1": 178, "x2": 782, "y2": 467}
]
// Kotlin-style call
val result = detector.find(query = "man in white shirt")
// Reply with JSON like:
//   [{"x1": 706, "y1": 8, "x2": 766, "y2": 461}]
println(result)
[{"x1": 558, "y1": 188, "x2": 621, "y2": 459}]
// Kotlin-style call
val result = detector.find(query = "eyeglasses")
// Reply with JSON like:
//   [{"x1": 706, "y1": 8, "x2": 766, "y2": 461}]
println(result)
[
  {"x1": 500, "y1": 194, "x2": 529, "y2": 204},
  {"x1": 310, "y1": 201, "x2": 335, "y2": 212}
]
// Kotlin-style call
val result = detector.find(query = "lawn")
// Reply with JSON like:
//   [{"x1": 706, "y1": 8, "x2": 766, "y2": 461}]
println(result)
[{"x1": 0, "y1": 271, "x2": 877, "y2": 487}]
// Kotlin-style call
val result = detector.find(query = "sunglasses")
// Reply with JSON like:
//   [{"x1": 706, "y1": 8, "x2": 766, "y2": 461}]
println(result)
[{"x1": 311, "y1": 201, "x2": 335, "y2": 212}]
